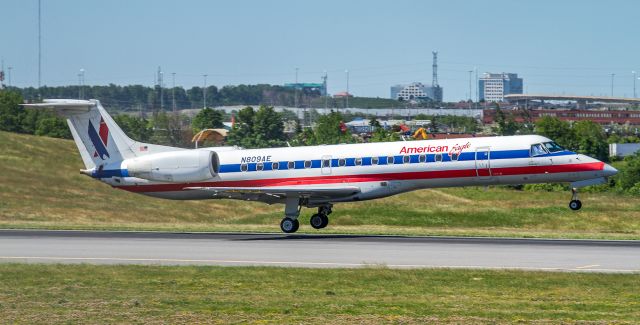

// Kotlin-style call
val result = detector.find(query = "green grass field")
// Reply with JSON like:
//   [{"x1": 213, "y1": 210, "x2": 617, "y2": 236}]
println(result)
[
  {"x1": 0, "y1": 264, "x2": 638, "y2": 324},
  {"x1": 1, "y1": 130, "x2": 640, "y2": 239}
]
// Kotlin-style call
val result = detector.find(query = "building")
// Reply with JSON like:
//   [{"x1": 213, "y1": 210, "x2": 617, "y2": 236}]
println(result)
[
  {"x1": 284, "y1": 82, "x2": 327, "y2": 96},
  {"x1": 390, "y1": 82, "x2": 443, "y2": 102},
  {"x1": 483, "y1": 108, "x2": 640, "y2": 126},
  {"x1": 333, "y1": 91, "x2": 352, "y2": 98},
  {"x1": 479, "y1": 73, "x2": 523, "y2": 102}
]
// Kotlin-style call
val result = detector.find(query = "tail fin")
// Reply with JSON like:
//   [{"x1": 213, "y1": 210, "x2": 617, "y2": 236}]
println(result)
[{"x1": 23, "y1": 99, "x2": 177, "y2": 170}]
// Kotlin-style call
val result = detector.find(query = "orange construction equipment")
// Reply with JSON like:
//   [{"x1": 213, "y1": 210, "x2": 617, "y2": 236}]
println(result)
[{"x1": 412, "y1": 127, "x2": 429, "y2": 140}]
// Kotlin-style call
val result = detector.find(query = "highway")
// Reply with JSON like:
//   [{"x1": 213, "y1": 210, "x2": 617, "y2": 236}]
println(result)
[{"x1": 0, "y1": 230, "x2": 639, "y2": 273}]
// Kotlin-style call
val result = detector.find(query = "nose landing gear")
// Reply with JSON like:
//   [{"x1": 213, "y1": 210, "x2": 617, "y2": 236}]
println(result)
[{"x1": 569, "y1": 188, "x2": 582, "y2": 211}]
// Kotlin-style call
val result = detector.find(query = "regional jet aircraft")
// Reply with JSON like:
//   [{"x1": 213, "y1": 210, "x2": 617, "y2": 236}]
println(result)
[{"x1": 25, "y1": 99, "x2": 618, "y2": 233}]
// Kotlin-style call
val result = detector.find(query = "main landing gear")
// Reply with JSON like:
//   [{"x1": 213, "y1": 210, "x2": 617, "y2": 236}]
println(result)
[
  {"x1": 278, "y1": 197, "x2": 333, "y2": 233},
  {"x1": 569, "y1": 187, "x2": 582, "y2": 211},
  {"x1": 310, "y1": 205, "x2": 331, "y2": 230}
]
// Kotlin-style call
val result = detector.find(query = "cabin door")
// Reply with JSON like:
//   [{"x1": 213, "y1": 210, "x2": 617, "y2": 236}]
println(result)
[
  {"x1": 475, "y1": 147, "x2": 492, "y2": 178},
  {"x1": 321, "y1": 155, "x2": 332, "y2": 175}
]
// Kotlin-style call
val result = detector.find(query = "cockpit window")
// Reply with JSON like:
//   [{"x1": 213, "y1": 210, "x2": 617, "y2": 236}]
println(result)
[
  {"x1": 543, "y1": 141, "x2": 564, "y2": 153},
  {"x1": 530, "y1": 143, "x2": 548, "y2": 157}
]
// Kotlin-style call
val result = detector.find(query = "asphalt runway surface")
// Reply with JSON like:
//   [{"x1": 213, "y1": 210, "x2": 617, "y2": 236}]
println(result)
[{"x1": 1, "y1": 230, "x2": 639, "y2": 273}]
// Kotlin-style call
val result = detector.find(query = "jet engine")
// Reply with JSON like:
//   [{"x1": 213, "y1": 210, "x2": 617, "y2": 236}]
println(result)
[{"x1": 125, "y1": 150, "x2": 218, "y2": 183}]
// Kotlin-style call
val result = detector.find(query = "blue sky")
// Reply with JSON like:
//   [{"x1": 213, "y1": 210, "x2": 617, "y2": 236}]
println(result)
[{"x1": 1, "y1": 0, "x2": 639, "y2": 101}]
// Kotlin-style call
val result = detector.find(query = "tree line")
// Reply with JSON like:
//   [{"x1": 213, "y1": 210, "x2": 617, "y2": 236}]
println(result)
[{"x1": 12, "y1": 84, "x2": 314, "y2": 112}]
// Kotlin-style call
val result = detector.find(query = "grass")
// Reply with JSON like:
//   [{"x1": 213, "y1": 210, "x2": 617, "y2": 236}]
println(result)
[
  {"x1": 0, "y1": 264, "x2": 638, "y2": 324},
  {"x1": 2, "y1": 130, "x2": 640, "y2": 239}
]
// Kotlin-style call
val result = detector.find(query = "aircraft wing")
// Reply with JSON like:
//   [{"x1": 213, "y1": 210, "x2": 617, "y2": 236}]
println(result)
[{"x1": 184, "y1": 186, "x2": 360, "y2": 201}]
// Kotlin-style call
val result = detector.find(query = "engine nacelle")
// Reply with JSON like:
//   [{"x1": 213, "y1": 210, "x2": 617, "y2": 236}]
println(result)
[{"x1": 124, "y1": 150, "x2": 218, "y2": 183}]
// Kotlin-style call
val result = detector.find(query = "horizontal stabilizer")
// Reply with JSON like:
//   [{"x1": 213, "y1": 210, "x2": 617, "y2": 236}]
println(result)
[{"x1": 22, "y1": 99, "x2": 95, "y2": 116}]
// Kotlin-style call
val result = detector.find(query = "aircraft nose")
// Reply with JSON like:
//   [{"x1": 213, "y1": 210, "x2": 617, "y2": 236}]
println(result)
[{"x1": 603, "y1": 163, "x2": 618, "y2": 177}]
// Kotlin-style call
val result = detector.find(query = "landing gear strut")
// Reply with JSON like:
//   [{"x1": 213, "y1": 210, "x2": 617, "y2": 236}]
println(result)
[
  {"x1": 569, "y1": 188, "x2": 582, "y2": 211},
  {"x1": 310, "y1": 205, "x2": 332, "y2": 230}
]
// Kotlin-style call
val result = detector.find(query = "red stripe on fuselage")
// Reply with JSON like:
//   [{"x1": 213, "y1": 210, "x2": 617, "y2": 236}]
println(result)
[{"x1": 114, "y1": 162, "x2": 604, "y2": 193}]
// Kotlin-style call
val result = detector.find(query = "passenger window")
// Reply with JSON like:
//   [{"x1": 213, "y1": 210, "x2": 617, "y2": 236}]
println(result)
[
  {"x1": 288, "y1": 161, "x2": 295, "y2": 169},
  {"x1": 450, "y1": 153, "x2": 459, "y2": 161},
  {"x1": 304, "y1": 160, "x2": 312, "y2": 169},
  {"x1": 435, "y1": 154, "x2": 442, "y2": 162},
  {"x1": 240, "y1": 164, "x2": 248, "y2": 172},
  {"x1": 322, "y1": 159, "x2": 330, "y2": 167},
  {"x1": 256, "y1": 162, "x2": 264, "y2": 171},
  {"x1": 272, "y1": 162, "x2": 279, "y2": 170},
  {"x1": 355, "y1": 157, "x2": 362, "y2": 166},
  {"x1": 387, "y1": 156, "x2": 394, "y2": 164},
  {"x1": 338, "y1": 158, "x2": 346, "y2": 167},
  {"x1": 403, "y1": 155, "x2": 410, "y2": 164},
  {"x1": 530, "y1": 144, "x2": 548, "y2": 157},
  {"x1": 372, "y1": 157, "x2": 379, "y2": 165},
  {"x1": 419, "y1": 154, "x2": 426, "y2": 163}
]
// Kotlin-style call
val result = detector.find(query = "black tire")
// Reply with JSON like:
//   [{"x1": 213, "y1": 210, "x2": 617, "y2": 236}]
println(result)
[
  {"x1": 310, "y1": 214, "x2": 324, "y2": 229},
  {"x1": 320, "y1": 214, "x2": 329, "y2": 228},
  {"x1": 569, "y1": 200, "x2": 582, "y2": 211},
  {"x1": 280, "y1": 217, "x2": 299, "y2": 233}
]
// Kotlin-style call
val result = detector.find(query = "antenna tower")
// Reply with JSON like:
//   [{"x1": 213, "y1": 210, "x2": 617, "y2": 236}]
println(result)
[{"x1": 432, "y1": 51, "x2": 438, "y2": 87}]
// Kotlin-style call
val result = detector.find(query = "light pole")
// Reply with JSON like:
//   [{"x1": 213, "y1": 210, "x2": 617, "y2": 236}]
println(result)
[
  {"x1": 345, "y1": 69, "x2": 349, "y2": 109},
  {"x1": 78, "y1": 68, "x2": 85, "y2": 99},
  {"x1": 611, "y1": 73, "x2": 615, "y2": 97},
  {"x1": 203, "y1": 74, "x2": 208, "y2": 109},
  {"x1": 633, "y1": 71, "x2": 637, "y2": 98},
  {"x1": 294, "y1": 67, "x2": 299, "y2": 108},
  {"x1": 172, "y1": 72, "x2": 176, "y2": 112},
  {"x1": 7, "y1": 67, "x2": 12, "y2": 87},
  {"x1": 159, "y1": 71, "x2": 164, "y2": 110}
]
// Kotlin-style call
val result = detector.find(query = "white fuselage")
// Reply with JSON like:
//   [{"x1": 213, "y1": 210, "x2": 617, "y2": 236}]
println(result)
[{"x1": 99, "y1": 135, "x2": 613, "y2": 206}]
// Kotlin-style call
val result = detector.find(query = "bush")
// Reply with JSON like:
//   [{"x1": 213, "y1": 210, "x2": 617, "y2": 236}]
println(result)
[{"x1": 523, "y1": 183, "x2": 569, "y2": 192}]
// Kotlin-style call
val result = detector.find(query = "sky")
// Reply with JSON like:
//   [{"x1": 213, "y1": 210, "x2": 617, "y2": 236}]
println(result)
[{"x1": 1, "y1": 0, "x2": 639, "y2": 102}]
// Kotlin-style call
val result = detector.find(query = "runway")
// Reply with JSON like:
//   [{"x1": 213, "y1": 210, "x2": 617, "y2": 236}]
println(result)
[{"x1": 0, "y1": 230, "x2": 639, "y2": 273}]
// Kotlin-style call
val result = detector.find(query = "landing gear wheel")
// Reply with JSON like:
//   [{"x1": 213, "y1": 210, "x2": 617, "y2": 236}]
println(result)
[
  {"x1": 320, "y1": 214, "x2": 329, "y2": 228},
  {"x1": 569, "y1": 200, "x2": 582, "y2": 211},
  {"x1": 310, "y1": 214, "x2": 324, "y2": 229},
  {"x1": 310, "y1": 213, "x2": 329, "y2": 229},
  {"x1": 280, "y1": 217, "x2": 299, "y2": 233}
]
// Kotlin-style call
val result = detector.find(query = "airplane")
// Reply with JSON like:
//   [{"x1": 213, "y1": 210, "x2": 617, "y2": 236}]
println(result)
[{"x1": 24, "y1": 99, "x2": 618, "y2": 233}]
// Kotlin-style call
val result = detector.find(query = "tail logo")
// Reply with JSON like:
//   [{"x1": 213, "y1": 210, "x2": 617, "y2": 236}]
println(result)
[{"x1": 88, "y1": 117, "x2": 110, "y2": 160}]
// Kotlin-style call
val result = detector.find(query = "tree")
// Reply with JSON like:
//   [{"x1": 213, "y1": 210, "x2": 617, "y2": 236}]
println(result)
[
  {"x1": 573, "y1": 120, "x2": 608, "y2": 161},
  {"x1": 368, "y1": 117, "x2": 399, "y2": 142},
  {"x1": 615, "y1": 152, "x2": 640, "y2": 191},
  {"x1": 253, "y1": 106, "x2": 286, "y2": 147},
  {"x1": 192, "y1": 108, "x2": 223, "y2": 132},
  {"x1": 150, "y1": 112, "x2": 191, "y2": 147},
  {"x1": 534, "y1": 116, "x2": 575, "y2": 149},
  {"x1": 35, "y1": 117, "x2": 71, "y2": 139},
  {"x1": 493, "y1": 106, "x2": 520, "y2": 135},
  {"x1": 302, "y1": 111, "x2": 354, "y2": 145},
  {"x1": 226, "y1": 106, "x2": 286, "y2": 148},
  {"x1": 0, "y1": 90, "x2": 24, "y2": 133},
  {"x1": 113, "y1": 114, "x2": 153, "y2": 142}
]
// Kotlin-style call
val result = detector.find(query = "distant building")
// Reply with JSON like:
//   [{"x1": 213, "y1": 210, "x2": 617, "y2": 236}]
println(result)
[
  {"x1": 390, "y1": 82, "x2": 443, "y2": 102},
  {"x1": 284, "y1": 82, "x2": 327, "y2": 96},
  {"x1": 483, "y1": 108, "x2": 640, "y2": 125},
  {"x1": 333, "y1": 91, "x2": 352, "y2": 98},
  {"x1": 479, "y1": 73, "x2": 523, "y2": 102}
]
